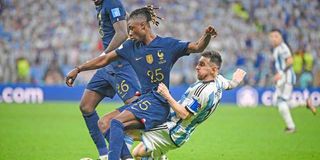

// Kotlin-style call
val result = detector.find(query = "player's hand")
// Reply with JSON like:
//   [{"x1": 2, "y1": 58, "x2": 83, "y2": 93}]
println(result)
[
  {"x1": 65, "y1": 68, "x2": 80, "y2": 87},
  {"x1": 232, "y1": 68, "x2": 246, "y2": 83},
  {"x1": 273, "y1": 72, "x2": 282, "y2": 82},
  {"x1": 157, "y1": 82, "x2": 170, "y2": 99},
  {"x1": 205, "y1": 26, "x2": 217, "y2": 38}
]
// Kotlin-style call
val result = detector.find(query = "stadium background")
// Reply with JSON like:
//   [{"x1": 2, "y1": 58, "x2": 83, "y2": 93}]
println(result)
[{"x1": 0, "y1": 0, "x2": 319, "y2": 159}]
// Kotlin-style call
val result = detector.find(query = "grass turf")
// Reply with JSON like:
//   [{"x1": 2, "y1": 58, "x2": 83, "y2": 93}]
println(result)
[{"x1": 0, "y1": 102, "x2": 319, "y2": 160}]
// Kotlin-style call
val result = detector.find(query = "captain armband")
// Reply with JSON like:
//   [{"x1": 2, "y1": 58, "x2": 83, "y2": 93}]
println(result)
[{"x1": 185, "y1": 97, "x2": 201, "y2": 115}]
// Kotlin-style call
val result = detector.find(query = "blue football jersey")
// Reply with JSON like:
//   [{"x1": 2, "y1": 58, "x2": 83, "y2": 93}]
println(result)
[
  {"x1": 116, "y1": 36, "x2": 189, "y2": 94},
  {"x1": 96, "y1": 0, "x2": 126, "y2": 48}
]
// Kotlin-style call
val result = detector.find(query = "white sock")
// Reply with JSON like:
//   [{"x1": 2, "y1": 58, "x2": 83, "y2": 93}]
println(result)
[
  {"x1": 124, "y1": 135, "x2": 134, "y2": 150},
  {"x1": 278, "y1": 101, "x2": 295, "y2": 129}
]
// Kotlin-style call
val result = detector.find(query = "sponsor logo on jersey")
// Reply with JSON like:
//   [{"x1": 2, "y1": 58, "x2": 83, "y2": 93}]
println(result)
[{"x1": 111, "y1": 8, "x2": 121, "y2": 18}]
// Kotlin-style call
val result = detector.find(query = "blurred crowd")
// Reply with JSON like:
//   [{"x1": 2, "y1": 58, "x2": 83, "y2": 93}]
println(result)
[{"x1": 0, "y1": 0, "x2": 319, "y2": 87}]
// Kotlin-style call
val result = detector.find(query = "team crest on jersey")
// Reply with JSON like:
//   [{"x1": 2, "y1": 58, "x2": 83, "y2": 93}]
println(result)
[
  {"x1": 146, "y1": 54, "x2": 153, "y2": 64},
  {"x1": 157, "y1": 50, "x2": 166, "y2": 64}
]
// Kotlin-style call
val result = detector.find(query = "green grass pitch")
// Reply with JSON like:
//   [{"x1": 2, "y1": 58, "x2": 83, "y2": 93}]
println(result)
[{"x1": 0, "y1": 102, "x2": 319, "y2": 160}]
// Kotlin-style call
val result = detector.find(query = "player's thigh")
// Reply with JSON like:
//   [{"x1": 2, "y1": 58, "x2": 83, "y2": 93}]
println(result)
[
  {"x1": 123, "y1": 119, "x2": 144, "y2": 130},
  {"x1": 113, "y1": 64, "x2": 141, "y2": 104},
  {"x1": 86, "y1": 67, "x2": 117, "y2": 99},
  {"x1": 79, "y1": 89, "x2": 104, "y2": 114},
  {"x1": 113, "y1": 110, "x2": 137, "y2": 124}
]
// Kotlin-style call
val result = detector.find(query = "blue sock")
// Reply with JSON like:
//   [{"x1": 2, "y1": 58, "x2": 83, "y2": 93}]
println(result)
[
  {"x1": 83, "y1": 111, "x2": 108, "y2": 156},
  {"x1": 104, "y1": 129, "x2": 132, "y2": 159},
  {"x1": 141, "y1": 157, "x2": 151, "y2": 160},
  {"x1": 108, "y1": 119, "x2": 125, "y2": 160},
  {"x1": 104, "y1": 129, "x2": 110, "y2": 141}
]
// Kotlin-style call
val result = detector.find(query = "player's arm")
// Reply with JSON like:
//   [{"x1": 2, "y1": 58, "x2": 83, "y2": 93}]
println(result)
[
  {"x1": 65, "y1": 51, "x2": 118, "y2": 87},
  {"x1": 102, "y1": 20, "x2": 128, "y2": 54},
  {"x1": 283, "y1": 56, "x2": 293, "y2": 72},
  {"x1": 157, "y1": 83, "x2": 190, "y2": 119},
  {"x1": 186, "y1": 26, "x2": 217, "y2": 54},
  {"x1": 224, "y1": 68, "x2": 246, "y2": 90}
]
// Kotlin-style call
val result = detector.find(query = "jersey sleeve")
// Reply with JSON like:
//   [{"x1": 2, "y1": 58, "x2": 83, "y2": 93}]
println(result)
[
  {"x1": 106, "y1": 0, "x2": 126, "y2": 24},
  {"x1": 281, "y1": 44, "x2": 292, "y2": 59},
  {"x1": 115, "y1": 40, "x2": 133, "y2": 61},
  {"x1": 169, "y1": 38, "x2": 190, "y2": 62},
  {"x1": 218, "y1": 75, "x2": 232, "y2": 90}
]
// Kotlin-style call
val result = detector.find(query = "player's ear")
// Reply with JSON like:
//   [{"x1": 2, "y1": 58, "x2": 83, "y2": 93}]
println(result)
[{"x1": 211, "y1": 65, "x2": 218, "y2": 74}]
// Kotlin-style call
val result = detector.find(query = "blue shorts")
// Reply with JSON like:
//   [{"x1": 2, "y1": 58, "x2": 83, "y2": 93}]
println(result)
[
  {"x1": 86, "y1": 58, "x2": 141, "y2": 102},
  {"x1": 117, "y1": 92, "x2": 170, "y2": 131}
]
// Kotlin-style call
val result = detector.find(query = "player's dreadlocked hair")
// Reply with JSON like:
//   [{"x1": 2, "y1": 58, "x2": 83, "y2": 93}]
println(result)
[{"x1": 129, "y1": 5, "x2": 162, "y2": 26}]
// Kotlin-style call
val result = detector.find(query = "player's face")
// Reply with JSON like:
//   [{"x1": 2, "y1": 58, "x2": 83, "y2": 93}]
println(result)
[
  {"x1": 269, "y1": 32, "x2": 282, "y2": 47},
  {"x1": 128, "y1": 19, "x2": 146, "y2": 41},
  {"x1": 196, "y1": 57, "x2": 218, "y2": 81}
]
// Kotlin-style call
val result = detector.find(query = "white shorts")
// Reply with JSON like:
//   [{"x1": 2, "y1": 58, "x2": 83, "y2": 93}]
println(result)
[
  {"x1": 273, "y1": 83, "x2": 293, "y2": 104},
  {"x1": 142, "y1": 123, "x2": 178, "y2": 158}
]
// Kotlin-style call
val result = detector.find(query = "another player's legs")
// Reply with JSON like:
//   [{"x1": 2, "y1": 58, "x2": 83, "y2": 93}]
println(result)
[
  {"x1": 81, "y1": 67, "x2": 118, "y2": 159},
  {"x1": 275, "y1": 84, "x2": 295, "y2": 133},
  {"x1": 132, "y1": 143, "x2": 150, "y2": 160},
  {"x1": 80, "y1": 89, "x2": 108, "y2": 158},
  {"x1": 108, "y1": 110, "x2": 143, "y2": 160},
  {"x1": 278, "y1": 99, "x2": 295, "y2": 132},
  {"x1": 98, "y1": 110, "x2": 138, "y2": 159},
  {"x1": 306, "y1": 96, "x2": 317, "y2": 115},
  {"x1": 132, "y1": 141, "x2": 168, "y2": 160}
]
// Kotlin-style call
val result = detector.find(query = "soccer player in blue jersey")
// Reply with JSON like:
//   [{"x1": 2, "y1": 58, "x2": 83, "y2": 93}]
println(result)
[
  {"x1": 132, "y1": 51, "x2": 246, "y2": 159},
  {"x1": 80, "y1": 0, "x2": 140, "y2": 159},
  {"x1": 66, "y1": 6, "x2": 217, "y2": 160}
]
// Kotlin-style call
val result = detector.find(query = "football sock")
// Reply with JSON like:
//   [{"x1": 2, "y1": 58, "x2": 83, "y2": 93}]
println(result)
[
  {"x1": 83, "y1": 111, "x2": 108, "y2": 156},
  {"x1": 124, "y1": 135, "x2": 134, "y2": 151},
  {"x1": 278, "y1": 101, "x2": 295, "y2": 129},
  {"x1": 108, "y1": 119, "x2": 125, "y2": 160},
  {"x1": 104, "y1": 129, "x2": 132, "y2": 159}
]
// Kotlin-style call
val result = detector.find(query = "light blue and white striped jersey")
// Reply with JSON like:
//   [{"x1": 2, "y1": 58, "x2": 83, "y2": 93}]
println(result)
[
  {"x1": 273, "y1": 42, "x2": 296, "y2": 85},
  {"x1": 167, "y1": 75, "x2": 230, "y2": 147}
]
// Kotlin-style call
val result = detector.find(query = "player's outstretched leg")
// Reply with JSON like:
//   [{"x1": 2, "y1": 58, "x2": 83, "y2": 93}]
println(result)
[
  {"x1": 278, "y1": 99, "x2": 296, "y2": 133},
  {"x1": 80, "y1": 89, "x2": 108, "y2": 158},
  {"x1": 109, "y1": 110, "x2": 141, "y2": 160}
]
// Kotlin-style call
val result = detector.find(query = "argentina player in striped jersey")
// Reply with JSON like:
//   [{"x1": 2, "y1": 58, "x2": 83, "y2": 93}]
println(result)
[
  {"x1": 269, "y1": 29, "x2": 316, "y2": 133},
  {"x1": 132, "y1": 51, "x2": 246, "y2": 159}
]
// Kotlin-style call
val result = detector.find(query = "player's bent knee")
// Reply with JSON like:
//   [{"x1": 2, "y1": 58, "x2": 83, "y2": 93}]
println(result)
[
  {"x1": 132, "y1": 143, "x2": 148, "y2": 158},
  {"x1": 79, "y1": 89, "x2": 103, "y2": 114},
  {"x1": 98, "y1": 116, "x2": 112, "y2": 132},
  {"x1": 79, "y1": 102, "x2": 95, "y2": 114},
  {"x1": 132, "y1": 146, "x2": 140, "y2": 158}
]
